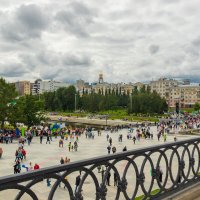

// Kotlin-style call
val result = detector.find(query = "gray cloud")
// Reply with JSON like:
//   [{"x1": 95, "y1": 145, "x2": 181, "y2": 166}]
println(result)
[
  {"x1": 55, "y1": 1, "x2": 95, "y2": 37},
  {"x1": 41, "y1": 69, "x2": 60, "y2": 80},
  {"x1": 192, "y1": 37, "x2": 200, "y2": 47},
  {"x1": 1, "y1": 4, "x2": 49, "y2": 41},
  {"x1": 0, "y1": 0, "x2": 200, "y2": 83},
  {"x1": 17, "y1": 4, "x2": 48, "y2": 30},
  {"x1": 149, "y1": 45, "x2": 159, "y2": 55},
  {"x1": 19, "y1": 51, "x2": 92, "y2": 68},
  {"x1": 62, "y1": 54, "x2": 92, "y2": 66},
  {"x1": 0, "y1": 63, "x2": 28, "y2": 77}
]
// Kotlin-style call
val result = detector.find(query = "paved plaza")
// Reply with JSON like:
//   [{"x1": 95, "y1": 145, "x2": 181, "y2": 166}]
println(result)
[{"x1": 0, "y1": 127, "x2": 198, "y2": 199}]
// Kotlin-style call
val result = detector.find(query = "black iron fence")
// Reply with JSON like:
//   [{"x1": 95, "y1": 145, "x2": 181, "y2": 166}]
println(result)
[{"x1": 1, "y1": 138, "x2": 200, "y2": 199}]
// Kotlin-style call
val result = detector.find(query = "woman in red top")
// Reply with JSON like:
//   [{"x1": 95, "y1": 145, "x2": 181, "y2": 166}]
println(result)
[
  {"x1": 34, "y1": 163, "x2": 40, "y2": 170},
  {"x1": 22, "y1": 149, "x2": 26, "y2": 160}
]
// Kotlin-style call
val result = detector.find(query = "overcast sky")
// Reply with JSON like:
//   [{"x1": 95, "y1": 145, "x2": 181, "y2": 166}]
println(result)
[{"x1": 0, "y1": 0, "x2": 200, "y2": 83}]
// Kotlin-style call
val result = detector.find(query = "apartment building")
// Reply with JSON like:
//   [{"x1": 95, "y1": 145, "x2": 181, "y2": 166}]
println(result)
[
  {"x1": 149, "y1": 78, "x2": 179, "y2": 100},
  {"x1": 169, "y1": 85, "x2": 200, "y2": 108},
  {"x1": 31, "y1": 79, "x2": 71, "y2": 95},
  {"x1": 14, "y1": 81, "x2": 31, "y2": 96},
  {"x1": 74, "y1": 75, "x2": 200, "y2": 108}
]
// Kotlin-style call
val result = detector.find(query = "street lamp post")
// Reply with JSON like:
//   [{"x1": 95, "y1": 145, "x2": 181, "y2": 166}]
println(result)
[
  {"x1": 105, "y1": 114, "x2": 109, "y2": 127},
  {"x1": 75, "y1": 94, "x2": 77, "y2": 112},
  {"x1": 130, "y1": 93, "x2": 132, "y2": 113}
]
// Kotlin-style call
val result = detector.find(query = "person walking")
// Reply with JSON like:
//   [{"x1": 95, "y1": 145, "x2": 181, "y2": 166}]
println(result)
[
  {"x1": 64, "y1": 157, "x2": 69, "y2": 164},
  {"x1": 39, "y1": 131, "x2": 43, "y2": 144},
  {"x1": 101, "y1": 166, "x2": 105, "y2": 182},
  {"x1": 112, "y1": 146, "x2": 116, "y2": 154},
  {"x1": 34, "y1": 163, "x2": 40, "y2": 170},
  {"x1": 59, "y1": 139, "x2": 63, "y2": 148},
  {"x1": 109, "y1": 137, "x2": 112, "y2": 146},
  {"x1": 114, "y1": 172, "x2": 118, "y2": 186},
  {"x1": 158, "y1": 166, "x2": 163, "y2": 183},
  {"x1": 106, "y1": 171, "x2": 111, "y2": 186},
  {"x1": 47, "y1": 178, "x2": 51, "y2": 187},
  {"x1": 13, "y1": 160, "x2": 21, "y2": 174},
  {"x1": 27, "y1": 135, "x2": 32, "y2": 146},
  {"x1": 60, "y1": 157, "x2": 64, "y2": 164},
  {"x1": 133, "y1": 136, "x2": 136, "y2": 144},
  {"x1": 68, "y1": 142, "x2": 71, "y2": 152},
  {"x1": 58, "y1": 158, "x2": 64, "y2": 187},
  {"x1": 21, "y1": 148, "x2": 26, "y2": 160},
  {"x1": 49, "y1": 131, "x2": 53, "y2": 142},
  {"x1": 163, "y1": 133, "x2": 167, "y2": 142},
  {"x1": 74, "y1": 141, "x2": 78, "y2": 151},
  {"x1": 46, "y1": 134, "x2": 50, "y2": 144},
  {"x1": 97, "y1": 165, "x2": 101, "y2": 173},
  {"x1": 118, "y1": 134, "x2": 123, "y2": 142},
  {"x1": 123, "y1": 146, "x2": 127, "y2": 152},
  {"x1": 106, "y1": 134, "x2": 109, "y2": 141},
  {"x1": 107, "y1": 145, "x2": 111, "y2": 154},
  {"x1": 75, "y1": 175, "x2": 81, "y2": 193}
]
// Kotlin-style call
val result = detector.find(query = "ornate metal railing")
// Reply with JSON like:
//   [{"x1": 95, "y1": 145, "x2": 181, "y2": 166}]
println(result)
[{"x1": 1, "y1": 138, "x2": 200, "y2": 200}]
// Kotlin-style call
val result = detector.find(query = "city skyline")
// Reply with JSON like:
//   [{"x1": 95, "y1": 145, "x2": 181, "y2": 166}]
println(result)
[
  {"x1": 0, "y1": 0, "x2": 200, "y2": 83},
  {"x1": 7, "y1": 75, "x2": 200, "y2": 85}
]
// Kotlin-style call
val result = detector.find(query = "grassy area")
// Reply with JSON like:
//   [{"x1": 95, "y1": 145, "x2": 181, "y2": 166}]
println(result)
[
  {"x1": 135, "y1": 189, "x2": 160, "y2": 200},
  {"x1": 181, "y1": 108, "x2": 194, "y2": 113},
  {"x1": 169, "y1": 107, "x2": 194, "y2": 113},
  {"x1": 99, "y1": 109, "x2": 161, "y2": 122}
]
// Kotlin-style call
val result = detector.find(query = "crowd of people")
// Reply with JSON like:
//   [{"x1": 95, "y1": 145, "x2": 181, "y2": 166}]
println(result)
[
  {"x1": 1, "y1": 113, "x2": 200, "y2": 193},
  {"x1": 0, "y1": 132, "x2": 14, "y2": 144}
]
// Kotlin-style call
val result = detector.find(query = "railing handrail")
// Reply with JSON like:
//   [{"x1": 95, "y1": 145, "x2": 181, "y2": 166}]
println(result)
[{"x1": 0, "y1": 137, "x2": 199, "y2": 186}]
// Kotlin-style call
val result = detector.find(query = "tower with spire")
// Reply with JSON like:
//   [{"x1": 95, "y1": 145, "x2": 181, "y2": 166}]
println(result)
[{"x1": 99, "y1": 73, "x2": 103, "y2": 84}]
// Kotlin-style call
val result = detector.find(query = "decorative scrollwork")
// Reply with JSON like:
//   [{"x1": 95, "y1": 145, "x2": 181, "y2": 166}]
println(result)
[{"x1": 97, "y1": 184, "x2": 107, "y2": 200}]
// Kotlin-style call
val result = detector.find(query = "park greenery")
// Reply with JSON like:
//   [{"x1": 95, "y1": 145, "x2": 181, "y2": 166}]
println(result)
[
  {"x1": 0, "y1": 78, "x2": 45, "y2": 129},
  {"x1": 2, "y1": 76, "x2": 200, "y2": 126},
  {"x1": 194, "y1": 102, "x2": 200, "y2": 112},
  {"x1": 0, "y1": 77, "x2": 169, "y2": 128},
  {"x1": 43, "y1": 85, "x2": 168, "y2": 114}
]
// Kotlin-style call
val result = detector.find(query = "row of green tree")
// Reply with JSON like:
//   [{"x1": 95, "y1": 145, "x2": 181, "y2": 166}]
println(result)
[
  {"x1": 43, "y1": 85, "x2": 168, "y2": 114},
  {"x1": 0, "y1": 77, "x2": 168, "y2": 129},
  {"x1": 0, "y1": 78, "x2": 45, "y2": 129}
]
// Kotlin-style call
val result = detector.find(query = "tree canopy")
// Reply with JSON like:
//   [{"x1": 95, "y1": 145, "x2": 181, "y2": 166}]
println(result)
[
  {"x1": 0, "y1": 78, "x2": 18, "y2": 128},
  {"x1": 43, "y1": 85, "x2": 168, "y2": 114},
  {"x1": 194, "y1": 103, "x2": 200, "y2": 112},
  {"x1": 0, "y1": 78, "x2": 45, "y2": 129}
]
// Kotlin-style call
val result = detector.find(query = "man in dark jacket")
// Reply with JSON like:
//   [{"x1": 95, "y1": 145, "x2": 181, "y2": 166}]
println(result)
[
  {"x1": 106, "y1": 171, "x2": 111, "y2": 186},
  {"x1": 75, "y1": 175, "x2": 81, "y2": 193}
]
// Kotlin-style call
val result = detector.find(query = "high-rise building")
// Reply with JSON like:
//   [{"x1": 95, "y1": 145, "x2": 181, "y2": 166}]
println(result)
[
  {"x1": 31, "y1": 79, "x2": 42, "y2": 95},
  {"x1": 150, "y1": 78, "x2": 179, "y2": 100},
  {"x1": 169, "y1": 84, "x2": 200, "y2": 108},
  {"x1": 14, "y1": 81, "x2": 31, "y2": 96},
  {"x1": 31, "y1": 79, "x2": 71, "y2": 95}
]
